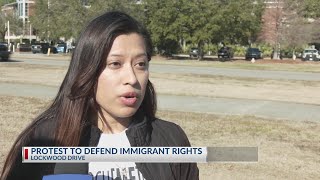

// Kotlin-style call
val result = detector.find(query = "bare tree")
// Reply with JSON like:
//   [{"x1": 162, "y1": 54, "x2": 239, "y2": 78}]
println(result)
[
  {"x1": 279, "y1": 0, "x2": 320, "y2": 58},
  {"x1": 0, "y1": 11, "x2": 22, "y2": 42},
  {"x1": 258, "y1": 0, "x2": 318, "y2": 59},
  {"x1": 257, "y1": 0, "x2": 283, "y2": 59}
]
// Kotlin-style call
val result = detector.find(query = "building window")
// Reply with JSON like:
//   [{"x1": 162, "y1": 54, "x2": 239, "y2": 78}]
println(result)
[
  {"x1": 25, "y1": 3, "x2": 28, "y2": 16},
  {"x1": 17, "y1": 1, "x2": 29, "y2": 18}
]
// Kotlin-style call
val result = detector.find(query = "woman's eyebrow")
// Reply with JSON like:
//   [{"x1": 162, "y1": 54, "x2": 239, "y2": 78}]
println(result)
[
  {"x1": 135, "y1": 53, "x2": 148, "y2": 59},
  {"x1": 108, "y1": 53, "x2": 147, "y2": 58},
  {"x1": 108, "y1": 54, "x2": 124, "y2": 57}
]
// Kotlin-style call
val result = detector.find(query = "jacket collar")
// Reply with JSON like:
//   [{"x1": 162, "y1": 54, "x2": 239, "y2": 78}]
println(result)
[
  {"x1": 55, "y1": 114, "x2": 153, "y2": 174},
  {"x1": 85, "y1": 112, "x2": 153, "y2": 147},
  {"x1": 126, "y1": 115, "x2": 152, "y2": 146}
]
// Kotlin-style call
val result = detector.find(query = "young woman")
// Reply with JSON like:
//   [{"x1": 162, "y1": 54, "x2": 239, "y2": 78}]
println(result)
[{"x1": 1, "y1": 11, "x2": 199, "y2": 180}]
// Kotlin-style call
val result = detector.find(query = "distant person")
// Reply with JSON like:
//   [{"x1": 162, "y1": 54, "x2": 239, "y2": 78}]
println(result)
[
  {"x1": 1, "y1": 11, "x2": 199, "y2": 180},
  {"x1": 66, "y1": 41, "x2": 72, "y2": 53}
]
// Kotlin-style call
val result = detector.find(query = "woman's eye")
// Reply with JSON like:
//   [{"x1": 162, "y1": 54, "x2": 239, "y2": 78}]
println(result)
[
  {"x1": 108, "y1": 62, "x2": 121, "y2": 69},
  {"x1": 138, "y1": 62, "x2": 146, "y2": 66},
  {"x1": 135, "y1": 61, "x2": 148, "y2": 69}
]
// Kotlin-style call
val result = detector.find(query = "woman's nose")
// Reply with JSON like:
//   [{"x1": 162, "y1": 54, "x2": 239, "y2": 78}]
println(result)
[{"x1": 122, "y1": 65, "x2": 138, "y2": 85}]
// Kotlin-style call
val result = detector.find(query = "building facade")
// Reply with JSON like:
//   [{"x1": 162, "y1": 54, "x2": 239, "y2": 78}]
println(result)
[
  {"x1": 2, "y1": 0, "x2": 36, "y2": 42},
  {"x1": 258, "y1": 0, "x2": 284, "y2": 45}
]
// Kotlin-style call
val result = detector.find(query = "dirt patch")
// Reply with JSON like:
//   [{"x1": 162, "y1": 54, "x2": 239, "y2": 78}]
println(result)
[
  {"x1": 152, "y1": 55, "x2": 319, "y2": 65},
  {"x1": 151, "y1": 57, "x2": 320, "y2": 73},
  {"x1": 157, "y1": 111, "x2": 320, "y2": 180},
  {"x1": 150, "y1": 72, "x2": 320, "y2": 105},
  {"x1": 254, "y1": 59, "x2": 319, "y2": 64},
  {"x1": 0, "y1": 96, "x2": 52, "y2": 173},
  {"x1": 0, "y1": 63, "x2": 66, "y2": 86}
]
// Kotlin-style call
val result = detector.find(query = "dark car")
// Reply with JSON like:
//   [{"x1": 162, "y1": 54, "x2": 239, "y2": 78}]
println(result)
[
  {"x1": 32, "y1": 43, "x2": 58, "y2": 54},
  {"x1": 189, "y1": 47, "x2": 203, "y2": 59},
  {"x1": 31, "y1": 43, "x2": 49, "y2": 54},
  {"x1": 43, "y1": 45, "x2": 58, "y2": 54},
  {"x1": 0, "y1": 44, "x2": 10, "y2": 61},
  {"x1": 218, "y1": 46, "x2": 234, "y2": 60},
  {"x1": 18, "y1": 43, "x2": 31, "y2": 52},
  {"x1": 245, "y1": 48, "x2": 263, "y2": 60}
]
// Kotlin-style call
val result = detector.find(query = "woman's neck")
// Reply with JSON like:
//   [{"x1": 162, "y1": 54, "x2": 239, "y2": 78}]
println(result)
[{"x1": 97, "y1": 115, "x2": 131, "y2": 134}]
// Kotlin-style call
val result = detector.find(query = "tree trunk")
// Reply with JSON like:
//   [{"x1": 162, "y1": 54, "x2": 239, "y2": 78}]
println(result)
[
  {"x1": 0, "y1": 31, "x2": 6, "y2": 42},
  {"x1": 273, "y1": 50, "x2": 280, "y2": 60},
  {"x1": 197, "y1": 41, "x2": 204, "y2": 61},
  {"x1": 292, "y1": 49, "x2": 296, "y2": 60}
]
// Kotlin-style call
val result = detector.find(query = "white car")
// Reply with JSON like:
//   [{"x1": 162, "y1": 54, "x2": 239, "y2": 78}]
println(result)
[{"x1": 302, "y1": 48, "x2": 319, "y2": 61}]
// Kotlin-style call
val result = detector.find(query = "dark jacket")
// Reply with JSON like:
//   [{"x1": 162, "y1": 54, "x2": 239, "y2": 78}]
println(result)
[{"x1": 6, "y1": 116, "x2": 199, "y2": 180}]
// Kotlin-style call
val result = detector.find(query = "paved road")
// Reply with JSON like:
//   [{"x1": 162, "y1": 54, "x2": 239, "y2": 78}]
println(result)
[
  {"x1": 0, "y1": 83, "x2": 319, "y2": 122},
  {"x1": 2, "y1": 54, "x2": 319, "y2": 122}
]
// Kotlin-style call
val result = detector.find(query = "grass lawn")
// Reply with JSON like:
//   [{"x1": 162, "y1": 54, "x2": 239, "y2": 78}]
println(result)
[
  {"x1": 1, "y1": 96, "x2": 319, "y2": 179},
  {"x1": 150, "y1": 56, "x2": 320, "y2": 73}
]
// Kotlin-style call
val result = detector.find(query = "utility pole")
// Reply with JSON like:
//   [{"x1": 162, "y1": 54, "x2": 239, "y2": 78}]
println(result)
[
  {"x1": 29, "y1": 23, "x2": 32, "y2": 43},
  {"x1": 47, "y1": 0, "x2": 50, "y2": 42},
  {"x1": 7, "y1": 21, "x2": 10, "y2": 45},
  {"x1": 22, "y1": 0, "x2": 26, "y2": 36}
]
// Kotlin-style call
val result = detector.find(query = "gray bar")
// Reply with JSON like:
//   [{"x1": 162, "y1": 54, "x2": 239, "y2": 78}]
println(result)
[{"x1": 207, "y1": 147, "x2": 258, "y2": 162}]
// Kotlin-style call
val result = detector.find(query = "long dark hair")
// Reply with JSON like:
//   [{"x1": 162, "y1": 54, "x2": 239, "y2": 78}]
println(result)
[{"x1": 1, "y1": 11, "x2": 156, "y2": 179}]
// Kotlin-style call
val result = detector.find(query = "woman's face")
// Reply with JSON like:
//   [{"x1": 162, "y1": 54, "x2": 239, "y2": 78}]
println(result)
[{"x1": 95, "y1": 33, "x2": 149, "y2": 122}]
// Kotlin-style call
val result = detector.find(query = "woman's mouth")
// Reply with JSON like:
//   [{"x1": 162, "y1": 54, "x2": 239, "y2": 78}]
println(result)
[{"x1": 120, "y1": 92, "x2": 138, "y2": 106}]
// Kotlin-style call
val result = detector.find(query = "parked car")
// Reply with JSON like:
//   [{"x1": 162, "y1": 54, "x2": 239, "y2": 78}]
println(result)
[
  {"x1": 0, "y1": 43, "x2": 10, "y2": 61},
  {"x1": 245, "y1": 48, "x2": 263, "y2": 60},
  {"x1": 31, "y1": 43, "x2": 49, "y2": 54},
  {"x1": 189, "y1": 47, "x2": 203, "y2": 59},
  {"x1": 42, "y1": 45, "x2": 58, "y2": 54},
  {"x1": 301, "y1": 48, "x2": 319, "y2": 61},
  {"x1": 32, "y1": 43, "x2": 58, "y2": 54},
  {"x1": 56, "y1": 43, "x2": 66, "y2": 53},
  {"x1": 18, "y1": 43, "x2": 31, "y2": 52},
  {"x1": 217, "y1": 46, "x2": 234, "y2": 60},
  {"x1": 31, "y1": 44, "x2": 43, "y2": 54}
]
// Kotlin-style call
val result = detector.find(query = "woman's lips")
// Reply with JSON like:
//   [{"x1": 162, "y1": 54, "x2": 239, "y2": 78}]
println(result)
[
  {"x1": 120, "y1": 92, "x2": 139, "y2": 106},
  {"x1": 120, "y1": 96, "x2": 137, "y2": 106}
]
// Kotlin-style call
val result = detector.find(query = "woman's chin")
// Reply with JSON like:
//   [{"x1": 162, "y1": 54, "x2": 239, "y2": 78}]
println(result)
[{"x1": 117, "y1": 108, "x2": 138, "y2": 118}]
